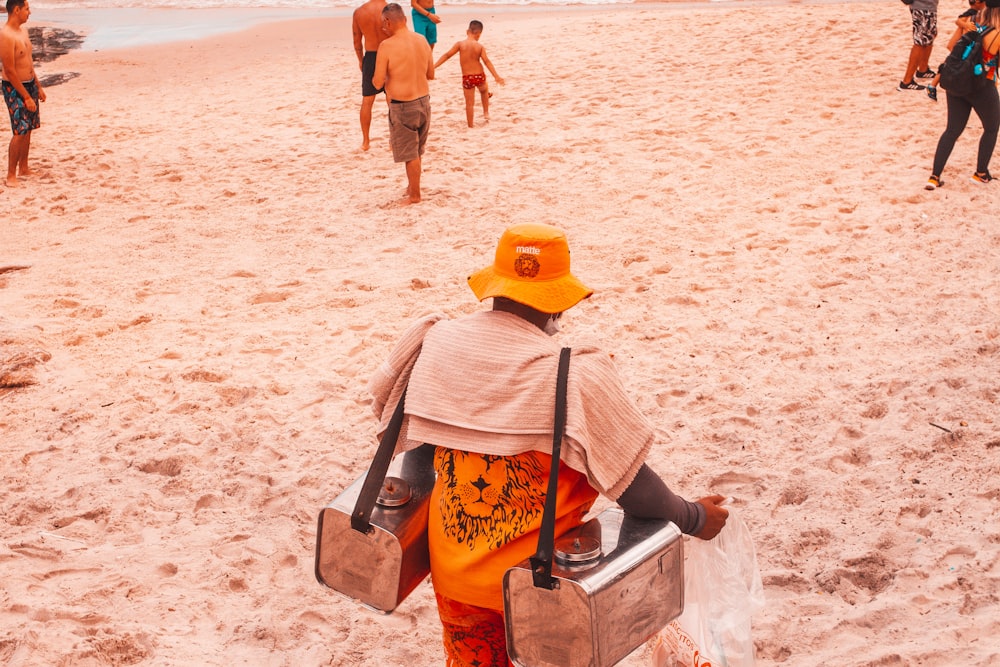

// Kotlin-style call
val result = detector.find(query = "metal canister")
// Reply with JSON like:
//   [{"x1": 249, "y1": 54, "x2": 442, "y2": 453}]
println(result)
[{"x1": 503, "y1": 508, "x2": 684, "y2": 667}]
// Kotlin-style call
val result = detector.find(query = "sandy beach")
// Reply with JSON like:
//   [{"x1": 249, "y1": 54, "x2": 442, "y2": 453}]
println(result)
[{"x1": 2, "y1": 0, "x2": 1000, "y2": 665}]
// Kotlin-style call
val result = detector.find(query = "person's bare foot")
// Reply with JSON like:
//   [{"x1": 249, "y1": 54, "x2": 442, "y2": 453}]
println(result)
[
  {"x1": 5, "y1": 175, "x2": 19, "y2": 187},
  {"x1": 361, "y1": 140, "x2": 370, "y2": 151},
  {"x1": 19, "y1": 167, "x2": 33, "y2": 176}
]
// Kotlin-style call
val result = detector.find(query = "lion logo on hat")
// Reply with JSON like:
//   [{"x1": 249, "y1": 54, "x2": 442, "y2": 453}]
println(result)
[{"x1": 514, "y1": 254, "x2": 540, "y2": 279}]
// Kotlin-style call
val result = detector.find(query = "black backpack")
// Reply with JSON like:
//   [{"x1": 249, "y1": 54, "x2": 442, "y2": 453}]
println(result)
[{"x1": 939, "y1": 26, "x2": 996, "y2": 97}]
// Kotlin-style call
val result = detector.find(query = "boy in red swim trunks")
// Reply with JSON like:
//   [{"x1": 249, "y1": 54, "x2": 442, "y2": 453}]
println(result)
[{"x1": 434, "y1": 20, "x2": 504, "y2": 128}]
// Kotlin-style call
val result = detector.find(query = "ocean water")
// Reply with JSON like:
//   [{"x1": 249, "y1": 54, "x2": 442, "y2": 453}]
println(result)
[
  {"x1": 32, "y1": 0, "x2": 644, "y2": 51},
  {"x1": 33, "y1": 0, "x2": 633, "y2": 8}
]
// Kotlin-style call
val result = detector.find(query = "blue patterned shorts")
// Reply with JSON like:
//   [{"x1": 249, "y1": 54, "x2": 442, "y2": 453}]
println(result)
[{"x1": 3, "y1": 79, "x2": 40, "y2": 135}]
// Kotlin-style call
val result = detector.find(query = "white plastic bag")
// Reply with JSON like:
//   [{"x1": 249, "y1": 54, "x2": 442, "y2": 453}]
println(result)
[{"x1": 651, "y1": 507, "x2": 765, "y2": 667}]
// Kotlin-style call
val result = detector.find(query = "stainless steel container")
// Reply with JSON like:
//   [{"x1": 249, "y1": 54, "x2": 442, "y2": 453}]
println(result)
[
  {"x1": 503, "y1": 508, "x2": 684, "y2": 667},
  {"x1": 314, "y1": 456, "x2": 435, "y2": 613}
]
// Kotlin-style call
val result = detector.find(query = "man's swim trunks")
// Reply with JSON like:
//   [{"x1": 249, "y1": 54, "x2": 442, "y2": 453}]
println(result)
[
  {"x1": 388, "y1": 95, "x2": 431, "y2": 163},
  {"x1": 361, "y1": 51, "x2": 384, "y2": 97},
  {"x1": 412, "y1": 7, "x2": 438, "y2": 46},
  {"x1": 910, "y1": 8, "x2": 938, "y2": 47},
  {"x1": 462, "y1": 73, "x2": 486, "y2": 89},
  {"x1": 3, "y1": 79, "x2": 40, "y2": 136}
]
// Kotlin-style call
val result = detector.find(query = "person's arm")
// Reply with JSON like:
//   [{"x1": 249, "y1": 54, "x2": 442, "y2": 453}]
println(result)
[
  {"x1": 0, "y1": 38, "x2": 36, "y2": 111},
  {"x1": 372, "y1": 47, "x2": 388, "y2": 91},
  {"x1": 352, "y1": 16, "x2": 365, "y2": 68},
  {"x1": 480, "y1": 49, "x2": 504, "y2": 85},
  {"x1": 434, "y1": 42, "x2": 459, "y2": 69},
  {"x1": 616, "y1": 464, "x2": 728, "y2": 540},
  {"x1": 410, "y1": 0, "x2": 439, "y2": 23},
  {"x1": 426, "y1": 44, "x2": 435, "y2": 81},
  {"x1": 946, "y1": 25, "x2": 966, "y2": 52},
  {"x1": 399, "y1": 443, "x2": 435, "y2": 479}
]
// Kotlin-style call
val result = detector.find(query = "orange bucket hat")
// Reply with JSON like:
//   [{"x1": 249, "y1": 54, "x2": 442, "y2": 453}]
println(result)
[{"x1": 467, "y1": 223, "x2": 593, "y2": 314}]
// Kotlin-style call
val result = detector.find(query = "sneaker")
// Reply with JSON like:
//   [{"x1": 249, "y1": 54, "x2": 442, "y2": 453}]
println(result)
[
  {"x1": 972, "y1": 171, "x2": 993, "y2": 183},
  {"x1": 926, "y1": 174, "x2": 943, "y2": 191},
  {"x1": 916, "y1": 69, "x2": 936, "y2": 79},
  {"x1": 927, "y1": 84, "x2": 938, "y2": 101},
  {"x1": 897, "y1": 80, "x2": 926, "y2": 91}
]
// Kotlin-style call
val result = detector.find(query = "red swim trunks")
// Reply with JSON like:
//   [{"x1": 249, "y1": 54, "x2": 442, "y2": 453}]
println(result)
[{"x1": 462, "y1": 73, "x2": 486, "y2": 89}]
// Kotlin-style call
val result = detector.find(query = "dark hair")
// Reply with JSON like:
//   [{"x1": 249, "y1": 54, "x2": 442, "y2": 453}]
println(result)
[
  {"x1": 469, "y1": 20, "x2": 484, "y2": 32},
  {"x1": 382, "y1": 3, "x2": 405, "y2": 21},
  {"x1": 7, "y1": 0, "x2": 27, "y2": 15}
]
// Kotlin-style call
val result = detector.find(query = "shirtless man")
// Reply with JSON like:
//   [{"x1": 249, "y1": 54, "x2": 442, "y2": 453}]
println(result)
[
  {"x1": 372, "y1": 3, "x2": 434, "y2": 205},
  {"x1": 2, "y1": 0, "x2": 45, "y2": 187},
  {"x1": 353, "y1": 0, "x2": 388, "y2": 151},
  {"x1": 409, "y1": 0, "x2": 440, "y2": 51}
]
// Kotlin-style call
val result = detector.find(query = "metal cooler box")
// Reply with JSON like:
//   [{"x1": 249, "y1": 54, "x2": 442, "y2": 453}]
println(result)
[
  {"x1": 503, "y1": 507, "x2": 684, "y2": 667},
  {"x1": 314, "y1": 456, "x2": 435, "y2": 614}
]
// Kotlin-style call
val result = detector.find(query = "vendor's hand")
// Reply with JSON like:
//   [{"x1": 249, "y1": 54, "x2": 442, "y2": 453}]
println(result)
[
  {"x1": 430, "y1": 14, "x2": 441, "y2": 23},
  {"x1": 694, "y1": 494, "x2": 729, "y2": 540}
]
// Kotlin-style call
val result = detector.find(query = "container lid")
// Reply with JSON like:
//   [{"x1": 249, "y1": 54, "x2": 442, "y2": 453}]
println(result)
[
  {"x1": 554, "y1": 535, "x2": 602, "y2": 564},
  {"x1": 376, "y1": 476, "x2": 411, "y2": 507}
]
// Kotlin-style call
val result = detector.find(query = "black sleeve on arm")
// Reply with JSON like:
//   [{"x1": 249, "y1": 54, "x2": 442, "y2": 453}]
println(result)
[
  {"x1": 399, "y1": 443, "x2": 435, "y2": 478},
  {"x1": 615, "y1": 464, "x2": 706, "y2": 536}
]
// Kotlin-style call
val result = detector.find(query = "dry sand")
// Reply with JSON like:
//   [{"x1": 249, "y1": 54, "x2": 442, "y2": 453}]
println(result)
[{"x1": 2, "y1": 1, "x2": 1000, "y2": 665}]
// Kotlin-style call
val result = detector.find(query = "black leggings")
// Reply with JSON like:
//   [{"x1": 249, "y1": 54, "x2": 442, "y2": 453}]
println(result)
[{"x1": 931, "y1": 83, "x2": 1000, "y2": 176}]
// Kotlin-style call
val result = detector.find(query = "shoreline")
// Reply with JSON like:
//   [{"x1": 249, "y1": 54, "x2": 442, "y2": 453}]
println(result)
[{"x1": 34, "y1": 0, "x2": 882, "y2": 53}]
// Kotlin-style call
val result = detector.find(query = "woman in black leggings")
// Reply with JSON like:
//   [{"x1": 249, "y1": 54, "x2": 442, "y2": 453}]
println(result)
[{"x1": 927, "y1": 3, "x2": 1000, "y2": 190}]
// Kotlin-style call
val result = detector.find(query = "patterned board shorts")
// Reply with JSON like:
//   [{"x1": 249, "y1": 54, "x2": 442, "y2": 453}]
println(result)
[
  {"x1": 3, "y1": 79, "x2": 40, "y2": 135},
  {"x1": 910, "y1": 9, "x2": 938, "y2": 47}
]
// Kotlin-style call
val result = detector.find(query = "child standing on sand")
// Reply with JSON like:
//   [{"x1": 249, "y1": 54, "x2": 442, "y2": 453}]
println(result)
[{"x1": 434, "y1": 20, "x2": 505, "y2": 127}]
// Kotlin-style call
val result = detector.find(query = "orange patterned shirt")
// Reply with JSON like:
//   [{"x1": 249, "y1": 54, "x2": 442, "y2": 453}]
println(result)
[{"x1": 428, "y1": 447, "x2": 599, "y2": 611}]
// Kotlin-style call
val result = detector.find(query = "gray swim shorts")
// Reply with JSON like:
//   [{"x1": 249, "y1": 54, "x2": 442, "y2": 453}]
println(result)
[{"x1": 388, "y1": 95, "x2": 431, "y2": 163}]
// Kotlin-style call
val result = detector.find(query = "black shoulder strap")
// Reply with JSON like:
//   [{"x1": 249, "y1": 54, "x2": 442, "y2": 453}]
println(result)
[
  {"x1": 351, "y1": 391, "x2": 407, "y2": 532},
  {"x1": 983, "y1": 25, "x2": 998, "y2": 50},
  {"x1": 529, "y1": 347, "x2": 572, "y2": 590}
]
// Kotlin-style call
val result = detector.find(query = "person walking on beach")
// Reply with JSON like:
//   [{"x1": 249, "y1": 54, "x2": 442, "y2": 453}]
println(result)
[
  {"x1": 926, "y1": 0, "x2": 1000, "y2": 189},
  {"x1": 899, "y1": 0, "x2": 940, "y2": 91},
  {"x1": 435, "y1": 20, "x2": 505, "y2": 128},
  {"x1": 369, "y1": 222, "x2": 730, "y2": 666},
  {"x1": 2, "y1": 0, "x2": 45, "y2": 188},
  {"x1": 353, "y1": 0, "x2": 389, "y2": 152},
  {"x1": 410, "y1": 0, "x2": 440, "y2": 51},
  {"x1": 372, "y1": 2, "x2": 434, "y2": 205}
]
